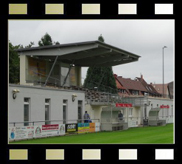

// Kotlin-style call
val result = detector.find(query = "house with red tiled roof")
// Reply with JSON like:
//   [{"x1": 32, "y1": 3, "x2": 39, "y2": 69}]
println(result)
[
  {"x1": 151, "y1": 81, "x2": 173, "y2": 99},
  {"x1": 114, "y1": 74, "x2": 148, "y2": 97},
  {"x1": 135, "y1": 75, "x2": 162, "y2": 97},
  {"x1": 114, "y1": 74, "x2": 162, "y2": 97}
]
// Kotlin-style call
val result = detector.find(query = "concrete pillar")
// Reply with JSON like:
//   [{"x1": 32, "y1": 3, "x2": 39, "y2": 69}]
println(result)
[{"x1": 20, "y1": 55, "x2": 27, "y2": 85}]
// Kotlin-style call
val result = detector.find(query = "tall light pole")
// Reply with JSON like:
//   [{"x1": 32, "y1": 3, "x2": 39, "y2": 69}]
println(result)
[{"x1": 162, "y1": 46, "x2": 167, "y2": 98}]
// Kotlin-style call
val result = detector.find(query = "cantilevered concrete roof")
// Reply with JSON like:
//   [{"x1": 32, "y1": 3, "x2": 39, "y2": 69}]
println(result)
[{"x1": 16, "y1": 41, "x2": 140, "y2": 67}]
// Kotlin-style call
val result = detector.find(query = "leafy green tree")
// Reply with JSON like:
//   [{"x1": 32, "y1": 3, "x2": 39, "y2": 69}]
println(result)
[
  {"x1": 84, "y1": 35, "x2": 117, "y2": 93},
  {"x1": 54, "y1": 41, "x2": 60, "y2": 45},
  {"x1": 25, "y1": 41, "x2": 34, "y2": 48},
  {"x1": 38, "y1": 33, "x2": 53, "y2": 46},
  {"x1": 9, "y1": 42, "x2": 20, "y2": 83}
]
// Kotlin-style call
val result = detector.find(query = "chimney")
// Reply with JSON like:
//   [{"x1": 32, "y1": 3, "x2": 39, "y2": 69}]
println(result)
[
  {"x1": 141, "y1": 74, "x2": 143, "y2": 80},
  {"x1": 113, "y1": 74, "x2": 117, "y2": 78}
]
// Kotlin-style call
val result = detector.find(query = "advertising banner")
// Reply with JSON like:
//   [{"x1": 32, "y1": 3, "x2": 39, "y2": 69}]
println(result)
[
  {"x1": 16, "y1": 126, "x2": 34, "y2": 140},
  {"x1": 41, "y1": 124, "x2": 60, "y2": 137},
  {"x1": 95, "y1": 122, "x2": 100, "y2": 132},
  {"x1": 34, "y1": 124, "x2": 65, "y2": 138},
  {"x1": 78, "y1": 123, "x2": 90, "y2": 134},
  {"x1": 9, "y1": 126, "x2": 34, "y2": 141},
  {"x1": 9, "y1": 127, "x2": 16, "y2": 141},
  {"x1": 66, "y1": 124, "x2": 77, "y2": 133},
  {"x1": 34, "y1": 125, "x2": 42, "y2": 138},
  {"x1": 89, "y1": 123, "x2": 95, "y2": 133},
  {"x1": 9, "y1": 124, "x2": 65, "y2": 141},
  {"x1": 14, "y1": 126, "x2": 27, "y2": 140},
  {"x1": 59, "y1": 124, "x2": 65, "y2": 135},
  {"x1": 116, "y1": 103, "x2": 132, "y2": 107}
]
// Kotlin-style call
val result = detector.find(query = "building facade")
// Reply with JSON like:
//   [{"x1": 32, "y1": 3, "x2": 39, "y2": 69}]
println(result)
[{"x1": 9, "y1": 84, "x2": 85, "y2": 127}]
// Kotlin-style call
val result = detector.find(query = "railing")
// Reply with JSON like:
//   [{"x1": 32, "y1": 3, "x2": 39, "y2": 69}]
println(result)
[
  {"x1": 24, "y1": 69, "x2": 173, "y2": 104},
  {"x1": 9, "y1": 119, "x2": 100, "y2": 127}
]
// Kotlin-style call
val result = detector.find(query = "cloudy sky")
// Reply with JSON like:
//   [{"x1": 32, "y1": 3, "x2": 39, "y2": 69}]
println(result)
[{"x1": 9, "y1": 20, "x2": 174, "y2": 84}]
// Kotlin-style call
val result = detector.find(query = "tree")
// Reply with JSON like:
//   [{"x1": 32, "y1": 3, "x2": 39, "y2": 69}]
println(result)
[
  {"x1": 38, "y1": 33, "x2": 53, "y2": 46},
  {"x1": 98, "y1": 34, "x2": 104, "y2": 42},
  {"x1": 25, "y1": 41, "x2": 34, "y2": 48},
  {"x1": 84, "y1": 35, "x2": 117, "y2": 93},
  {"x1": 9, "y1": 42, "x2": 20, "y2": 83},
  {"x1": 54, "y1": 41, "x2": 60, "y2": 45}
]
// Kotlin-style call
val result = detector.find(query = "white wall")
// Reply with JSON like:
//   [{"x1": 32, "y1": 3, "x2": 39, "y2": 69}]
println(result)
[
  {"x1": 9, "y1": 85, "x2": 85, "y2": 126},
  {"x1": 85, "y1": 104, "x2": 102, "y2": 122},
  {"x1": 147, "y1": 98, "x2": 173, "y2": 120}
]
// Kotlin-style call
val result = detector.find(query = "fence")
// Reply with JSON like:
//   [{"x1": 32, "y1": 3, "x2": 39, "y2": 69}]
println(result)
[{"x1": 9, "y1": 119, "x2": 100, "y2": 127}]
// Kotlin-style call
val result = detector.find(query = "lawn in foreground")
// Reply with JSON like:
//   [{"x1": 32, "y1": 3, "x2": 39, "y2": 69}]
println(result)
[{"x1": 11, "y1": 123, "x2": 173, "y2": 144}]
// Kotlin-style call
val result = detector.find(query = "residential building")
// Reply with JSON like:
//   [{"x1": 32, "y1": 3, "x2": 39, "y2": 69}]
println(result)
[{"x1": 151, "y1": 81, "x2": 174, "y2": 99}]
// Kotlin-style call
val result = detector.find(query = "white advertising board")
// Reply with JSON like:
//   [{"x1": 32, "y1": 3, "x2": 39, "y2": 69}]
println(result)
[
  {"x1": 9, "y1": 126, "x2": 34, "y2": 141},
  {"x1": 9, "y1": 127, "x2": 16, "y2": 141},
  {"x1": 34, "y1": 125, "x2": 42, "y2": 138},
  {"x1": 34, "y1": 124, "x2": 65, "y2": 138}
]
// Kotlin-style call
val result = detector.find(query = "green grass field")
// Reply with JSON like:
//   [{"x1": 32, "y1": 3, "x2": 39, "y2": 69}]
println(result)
[{"x1": 11, "y1": 123, "x2": 173, "y2": 144}]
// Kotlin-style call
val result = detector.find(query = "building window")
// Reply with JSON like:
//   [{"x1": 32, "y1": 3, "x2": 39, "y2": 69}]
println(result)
[
  {"x1": 24, "y1": 98, "x2": 30, "y2": 126},
  {"x1": 45, "y1": 99, "x2": 50, "y2": 125},
  {"x1": 132, "y1": 90, "x2": 138, "y2": 95},
  {"x1": 78, "y1": 101, "x2": 82, "y2": 123},
  {"x1": 63, "y1": 100, "x2": 67, "y2": 124}
]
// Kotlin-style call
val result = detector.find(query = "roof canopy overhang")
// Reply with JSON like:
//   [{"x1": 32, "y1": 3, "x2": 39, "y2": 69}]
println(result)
[{"x1": 16, "y1": 41, "x2": 140, "y2": 67}]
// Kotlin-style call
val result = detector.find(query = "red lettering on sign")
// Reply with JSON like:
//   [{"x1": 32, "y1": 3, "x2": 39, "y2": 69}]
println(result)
[
  {"x1": 160, "y1": 105, "x2": 170, "y2": 109},
  {"x1": 115, "y1": 103, "x2": 132, "y2": 107}
]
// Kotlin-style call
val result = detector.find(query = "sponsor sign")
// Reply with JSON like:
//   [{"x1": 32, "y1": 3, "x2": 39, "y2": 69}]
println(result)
[
  {"x1": 34, "y1": 126, "x2": 42, "y2": 138},
  {"x1": 95, "y1": 122, "x2": 100, "y2": 132},
  {"x1": 116, "y1": 103, "x2": 132, "y2": 107},
  {"x1": 9, "y1": 127, "x2": 16, "y2": 141},
  {"x1": 9, "y1": 124, "x2": 65, "y2": 141},
  {"x1": 160, "y1": 105, "x2": 169, "y2": 108},
  {"x1": 15, "y1": 126, "x2": 27, "y2": 139},
  {"x1": 9, "y1": 126, "x2": 34, "y2": 141},
  {"x1": 78, "y1": 123, "x2": 90, "y2": 134},
  {"x1": 34, "y1": 124, "x2": 65, "y2": 138},
  {"x1": 89, "y1": 123, "x2": 95, "y2": 133},
  {"x1": 41, "y1": 124, "x2": 60, "y2": 137},
  {"x1": 26, "y1": 126, "x2": 34, "y2": 138},
  {"x1": 66, "y1": 124, "x2": 77, "y2": 133},
  {"x1": 59, "y1": 124, "x2": 65, "y2": 135}
]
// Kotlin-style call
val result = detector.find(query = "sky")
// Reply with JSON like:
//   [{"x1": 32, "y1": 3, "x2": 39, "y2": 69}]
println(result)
[{"x1": 8, "y1": 20, "x2": 174, "y2": 84}]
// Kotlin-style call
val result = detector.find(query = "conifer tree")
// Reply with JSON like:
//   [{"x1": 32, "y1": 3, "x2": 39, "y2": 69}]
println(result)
[{"x1": 84, "y1": 35, "x2": 117, "y2": 93}]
